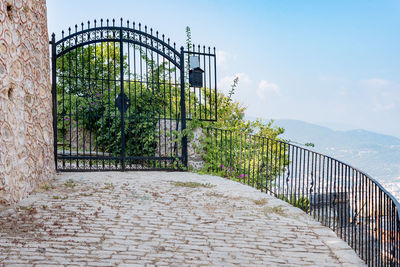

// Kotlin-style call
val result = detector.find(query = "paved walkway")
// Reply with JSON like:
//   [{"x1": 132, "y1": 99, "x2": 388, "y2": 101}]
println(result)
[{"x1": 0, "y1": 172, "x2": 365, "y2": 266}]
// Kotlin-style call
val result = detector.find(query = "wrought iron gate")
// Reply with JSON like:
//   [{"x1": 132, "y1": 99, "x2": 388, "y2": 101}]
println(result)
[{"x1": 51, "y1": 19, "x2": 217, "y2": 171}]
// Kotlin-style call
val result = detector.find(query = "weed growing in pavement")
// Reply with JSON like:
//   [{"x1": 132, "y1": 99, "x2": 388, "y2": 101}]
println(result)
[
  {"x1": 170, "y1": 181, "x2": 215, "y2": 188},
  {"x1": 64, "y1": 179, "x2": 78, "y2": 188}
]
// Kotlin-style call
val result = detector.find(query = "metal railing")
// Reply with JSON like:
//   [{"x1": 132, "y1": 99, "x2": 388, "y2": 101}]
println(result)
[{"x1": 206, "y1": 127, "x2": 400, "y2": 266}]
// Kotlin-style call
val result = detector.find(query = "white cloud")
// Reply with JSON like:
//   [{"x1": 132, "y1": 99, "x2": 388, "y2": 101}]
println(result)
[
  {"x1": 216, "y1": 50, "x2": 228, "y2": 67},
  {"x1": 257, "y1": 80, "x2": 280, "y2": 99},
  {"x1": 338, "y1": 86, "x2": 349, "y2": 96},
  {"x1": 373, "y1": 102, "x2": 396, "y2": 111},
  {"x1": 319, "y1": 75, "x2": 347, "y2": 83},
  {"x1": 360, "y1": 78, "x2": 391, "y2": 88},
  {"x1": 358, "y1": 78, "x2": 400, "y2": 112},
  {"x1": 216, "y1": 50, "x2": 235, "y2": 69},
  {"x1": 372, "y1": 92, "x2": 398, "y2": 111},
  {"x1": 218, "y1": 72, "x2": 252, "y2": 93}
]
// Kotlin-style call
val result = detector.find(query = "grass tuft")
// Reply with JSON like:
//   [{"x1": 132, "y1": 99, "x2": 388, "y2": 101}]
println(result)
[
  {"x1": 41, "y1": 184, "x2": 54, "y2": 191},
  {"x1": 64, "y1": 179, "x2": 78, "y2": 188},
  {"x1": 103, "y1": 183, "x2": 115, "y2": 190},
  {"x1": 52, "y1": 195, "x2": 68, "y2": 200},
  {"x1": 170, "y1": 181, "x2": 215, "y2": 188},
  {"x1": 264, "y1": 205, "x2": 287, "y2": 217},
  {"x1": 253, "y1": 198, "x2": 268, "y2": 206}
]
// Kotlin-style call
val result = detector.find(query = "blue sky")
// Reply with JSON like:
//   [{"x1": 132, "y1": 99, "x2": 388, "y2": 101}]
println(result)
[{"x1": 47, "y1": 0, "x2": 400, "y2": 138}]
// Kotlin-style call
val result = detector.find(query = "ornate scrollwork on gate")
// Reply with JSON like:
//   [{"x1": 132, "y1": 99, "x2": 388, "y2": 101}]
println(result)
[{"x1": 55, "y1": 19, "x2": 181, "y2": 67}]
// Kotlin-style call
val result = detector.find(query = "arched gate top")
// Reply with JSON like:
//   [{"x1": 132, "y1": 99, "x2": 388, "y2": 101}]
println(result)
[{"x1": 52, "y1": 18, "x2": 182, "y2": 68}]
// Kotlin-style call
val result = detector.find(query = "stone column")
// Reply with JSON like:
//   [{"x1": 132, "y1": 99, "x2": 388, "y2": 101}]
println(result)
[
  {"x1": 0, "y1": 0, "x2": 55, "y2": 203},
  {"x1": 155, "y1": 119, "x2": 205, "y2": 170}
]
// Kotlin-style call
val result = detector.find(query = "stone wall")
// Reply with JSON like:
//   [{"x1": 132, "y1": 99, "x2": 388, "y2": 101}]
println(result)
[
  {"x1": 0, "y1": 0, "x2": 54, "y2": 203},
  {"x1": 187, "y1": 127, "x2": 205, "y2": 170},
  {"x1": 156, "y1": 119, "x2": 205, "y2": 170}
]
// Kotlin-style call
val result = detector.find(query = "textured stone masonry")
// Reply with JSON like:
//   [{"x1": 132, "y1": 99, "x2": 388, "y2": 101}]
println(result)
[
  {"x1": 0, "y1": 0, "x2": 54, "y2": 203},
  {"x1": 156, "y1": 119, "x2": 205, "y2": 170}
]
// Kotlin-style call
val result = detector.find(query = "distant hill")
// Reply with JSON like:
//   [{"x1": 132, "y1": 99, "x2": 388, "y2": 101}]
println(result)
[{"x1": 252, "y1": 118, "x2": 400, "y2": 182}]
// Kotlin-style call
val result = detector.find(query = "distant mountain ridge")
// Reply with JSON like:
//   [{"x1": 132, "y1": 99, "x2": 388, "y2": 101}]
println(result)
[{"x1": 249, "y1": 118, "x2": 400, "y2": 182}]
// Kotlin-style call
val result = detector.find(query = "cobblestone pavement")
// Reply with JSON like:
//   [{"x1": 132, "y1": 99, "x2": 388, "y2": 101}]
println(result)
[{"x1": 0, "y1": 172, "x2": 365, "y2": 266}]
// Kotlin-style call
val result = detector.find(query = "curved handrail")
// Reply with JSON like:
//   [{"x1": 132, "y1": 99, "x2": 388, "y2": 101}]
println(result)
[
  {"x1": 283, "y1": 140, "x2": 400, "y2": 219},
  {"x1": 212, "y1": 127, "x2": 400, "y2": 218},
  {"x1": 206, "y1": 127, "x2": 400, "y2": 265}
]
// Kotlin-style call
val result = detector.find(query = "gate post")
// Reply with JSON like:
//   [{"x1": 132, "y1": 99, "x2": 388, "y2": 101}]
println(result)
[
  {"x1": 180, "y1": 47, "x2": 188, "y2": 167},
  {"x1": 120, "y1": 29, "x2": 126, "y2": 171},
  {"x1": 50, "y1": 33, "x2": 57, "y2": 171}
]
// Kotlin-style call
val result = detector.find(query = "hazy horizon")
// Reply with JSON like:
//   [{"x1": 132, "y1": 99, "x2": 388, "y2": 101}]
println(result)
[{"x1": 247, "y1": 116, "x2": 400, "y2": 139}]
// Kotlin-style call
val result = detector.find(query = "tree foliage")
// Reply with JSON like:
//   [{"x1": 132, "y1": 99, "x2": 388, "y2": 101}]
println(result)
[{"x1": 56, "y1": 42, "x2": 173, "y2": 159}]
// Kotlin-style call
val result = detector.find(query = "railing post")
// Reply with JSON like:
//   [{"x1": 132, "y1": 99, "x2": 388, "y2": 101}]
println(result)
[
  {"x1": 180, "y1": 46, "x2": 188, "y2": 167},
  {"x1": 50, "y1": 33, "x2": 57, "y2": 171}
]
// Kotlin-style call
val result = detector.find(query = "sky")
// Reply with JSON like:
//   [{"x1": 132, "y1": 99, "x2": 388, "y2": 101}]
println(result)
[{"x1": 47, "y1": 0, "x2": 400, "y2": 138}]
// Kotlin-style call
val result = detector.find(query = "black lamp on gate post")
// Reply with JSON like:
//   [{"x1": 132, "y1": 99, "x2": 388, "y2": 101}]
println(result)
[{"x1": 189, "y1": 56, "x2": 204, "y2": 87}]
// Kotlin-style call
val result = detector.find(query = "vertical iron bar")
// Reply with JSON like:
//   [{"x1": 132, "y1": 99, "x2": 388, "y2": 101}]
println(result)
[
  {"x1": 51, "y1": 33, "x2": 57, "y2": 171},
  {"x1": 75, "y1": 26, "x2": 79, "y2": 168},
  {"x1": 180, "y1": 47, "x2": 188, "y2": 167},
  {"x1": 61, "y1": 33, "x2": 65, "y2": 169},
  {"x1": 198, "y1": 45, "x2": 202, "y2": 119},
  {"x1": 252, "y1": 136, "x2": 257, "y2": 188},
  {"x1": 351, "y1": 168, "x2": 356, "y2": 253},
  {"x1": 93, "y1": 23, "x2": 98, "y2": 169},
  {"x1": 273, "y1": 141, "x2": 278, "y2": 195},
  {"x1": 260, "y1": 138, "x2": 265, "y2": 192},
  {"x1": 239, "y1": 131, "x2": 243, "y2": 182},
  {"x1": 126, "y1": 25, "x2": 131, "y2": 168},
  {"x1": 120, "y1": 28, "x2": 126, "y2": 171},
  {"x1": 213, "y1": 47, "x2": 217, "y2": 120},
  {"x1": 100, "y1": 25, "x2": 105, "y2": 169},
  {"x1": 329, "y1": 158, "x2": 333, "y2": 228},
  {"x1": 302, "y1": 148, "x2": 306, "y2": 212},
  {"x1": 88, "y1": 36, "x2": 92, "y2": 169},
  {"x1": 321, "y1": 156, "x2": 326, "y2": 225},
  {"x1": 305, "y1": 150, "x2": 310, "y2": 214},
  {"x1": 68, "y1": 30, "x2": 73, "y2": 169},
  {"x1": 277, "y1": 142, "x2": 282, "y2": 198},
  {"x1": 107, "y1": 27, "x2": 111, "y2": 169},
  {"x1": 289, "y1": 145, "x2": 295, "y2": 206},
  {"x1": 202, "y1": 46, "x2": 207, "y2": 120},
  {"x1": 248, "y1": 135, "x2": 252, "y2": 186},
  {"x1": 113, "y1": 26, "x2": 118, "y2": 168},
  {"x1": 81, "y1": 25, "x2": 86, "y2": 169}
]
